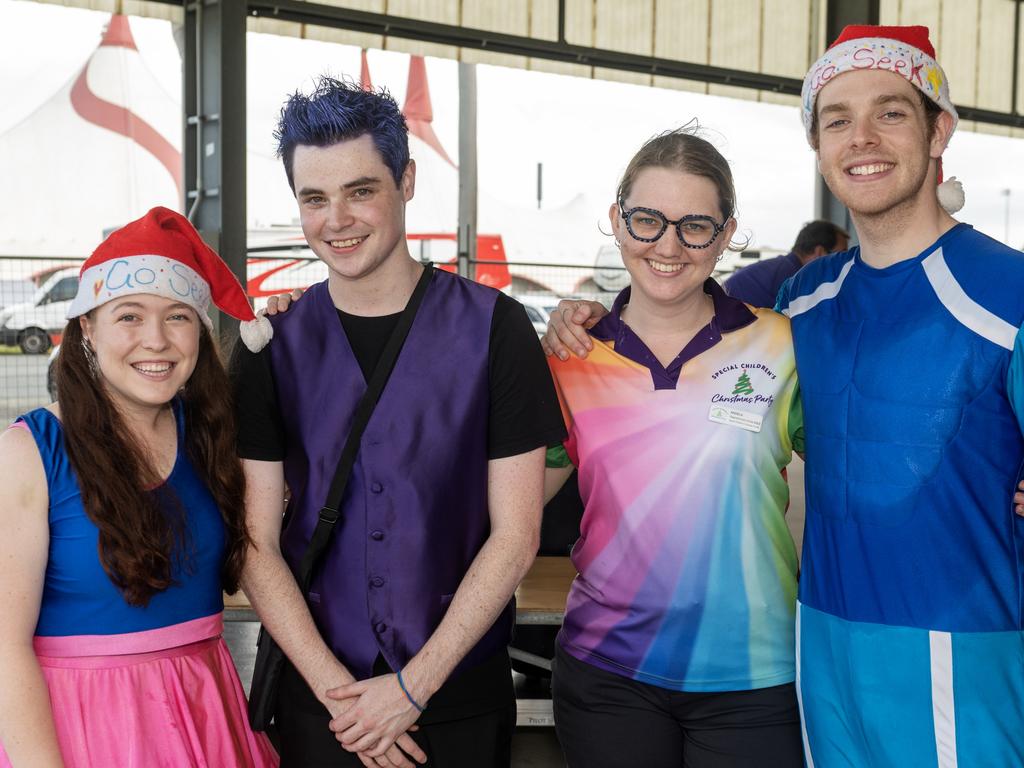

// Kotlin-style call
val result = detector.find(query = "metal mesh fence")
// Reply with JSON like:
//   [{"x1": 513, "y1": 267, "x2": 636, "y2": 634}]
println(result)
[
  {"x1": 0, "y1": 253, "x2": 629, "y2": 423},
  {"x1": 0, "y1": 257, "x2": 85, "y2": 423}
]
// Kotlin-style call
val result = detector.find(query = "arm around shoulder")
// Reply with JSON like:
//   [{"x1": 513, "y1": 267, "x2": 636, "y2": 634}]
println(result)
[{"x1": 0, "y1": 425, "x2": 65, "y2": 767}]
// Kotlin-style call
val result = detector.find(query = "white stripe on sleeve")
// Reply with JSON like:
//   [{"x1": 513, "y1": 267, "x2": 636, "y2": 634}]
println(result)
[
  {"x1": 783, "y1": 258, "x2": 854, "y2": 319},
  {"x1": 922, "y1": 249, "x2": 1016, "y2": 351}
]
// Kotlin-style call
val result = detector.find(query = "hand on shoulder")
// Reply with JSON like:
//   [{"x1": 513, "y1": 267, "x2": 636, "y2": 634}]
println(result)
[
  {"x1": 541, "y1": 299, "x2": 607, "y2": 361},
  {"x1": 260, "y1": 288, "x2": 305, "y2": 317}
]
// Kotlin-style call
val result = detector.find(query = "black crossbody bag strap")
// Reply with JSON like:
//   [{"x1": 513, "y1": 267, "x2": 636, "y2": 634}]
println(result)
[{"x1": 297, "y1": 263, "x2": 434, "y2": 592}]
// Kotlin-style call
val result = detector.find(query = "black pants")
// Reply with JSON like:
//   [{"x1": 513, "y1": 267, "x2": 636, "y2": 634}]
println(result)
[
  {"x1": 552, "y1": 646, "x2": 803, "y2": 768},
  {"x1": 274, "y1": 660, "x2": 516, "y2": 768}
]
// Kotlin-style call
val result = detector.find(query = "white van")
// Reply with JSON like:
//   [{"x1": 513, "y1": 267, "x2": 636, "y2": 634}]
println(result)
[{"x1": 0, "y1": 268, "x2": 79, "y2": 354}]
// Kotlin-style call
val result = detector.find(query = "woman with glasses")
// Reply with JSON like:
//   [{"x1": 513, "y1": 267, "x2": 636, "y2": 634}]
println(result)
[{"x1": 543, "y1": 127, "x2": 803, "y2": 767}]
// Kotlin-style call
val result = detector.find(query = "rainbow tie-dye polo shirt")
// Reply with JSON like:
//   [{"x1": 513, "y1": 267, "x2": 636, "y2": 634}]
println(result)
[{"x1": 549, "y1": 280, "x2": 803, "y2": 692}]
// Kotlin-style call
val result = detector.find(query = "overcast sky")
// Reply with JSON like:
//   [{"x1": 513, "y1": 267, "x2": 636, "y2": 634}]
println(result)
[{"x1": 2, "y1": 0, "x2": 1023, "y2": 253}]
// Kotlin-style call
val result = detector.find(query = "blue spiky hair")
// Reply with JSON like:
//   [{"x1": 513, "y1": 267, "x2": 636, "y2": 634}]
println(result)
[{"x1": 275, "y1": 76, "x2": 410, "y2": 191}]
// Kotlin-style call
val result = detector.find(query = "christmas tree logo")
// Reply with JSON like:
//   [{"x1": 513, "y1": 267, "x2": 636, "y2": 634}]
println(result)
[{"x1": 732, "y1": 369, "x2": 754, "y2": 395}]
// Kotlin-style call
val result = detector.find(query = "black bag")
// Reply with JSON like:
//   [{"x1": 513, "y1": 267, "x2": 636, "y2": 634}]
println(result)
[
  {"x1": 248, "y1": 624, "x2": 285, "y2": 730},
  {"x1": 247, "y1": 265, "x2": 435, "y2": 731}
]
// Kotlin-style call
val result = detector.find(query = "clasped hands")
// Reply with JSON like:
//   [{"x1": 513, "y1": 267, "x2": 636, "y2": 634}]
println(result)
[{"x1": 323, "y1": 672, "x2": 428, "y2": 768}]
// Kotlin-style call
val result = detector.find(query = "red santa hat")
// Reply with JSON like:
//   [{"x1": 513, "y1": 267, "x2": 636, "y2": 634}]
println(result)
[
  {"x1": 801, "y1": 25, "x2": 964, "y2": 214},
  {"x1": 67, "y1": 207, "x2": 272, "y2": 352}
]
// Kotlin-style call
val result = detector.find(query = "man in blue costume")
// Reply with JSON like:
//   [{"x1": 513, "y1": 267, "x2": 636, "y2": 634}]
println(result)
[
  {"x1": 723, "y1": 220, "x2": 848, "y2": 307},
  {"x1": 777, "y1": 24, "x2": 1024, "y2": 766},
  {"x1": 231, "y1": 78, "x2": 565, "y2": 767}
]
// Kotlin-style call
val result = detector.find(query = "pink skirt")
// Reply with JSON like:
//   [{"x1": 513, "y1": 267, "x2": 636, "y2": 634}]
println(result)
[{"x1": 0, "y1": 613, "x2": 278, "y2": 768}]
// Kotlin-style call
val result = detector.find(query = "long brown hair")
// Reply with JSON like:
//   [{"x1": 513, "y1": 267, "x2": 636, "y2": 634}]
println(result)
[{"x1": 55, "y1": 319, "x2": 250, "y2": 606}]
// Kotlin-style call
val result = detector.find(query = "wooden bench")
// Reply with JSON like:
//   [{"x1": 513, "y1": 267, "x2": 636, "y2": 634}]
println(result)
[{"x1": 224, "y1": 556, "x2": 575, "y2": 624}]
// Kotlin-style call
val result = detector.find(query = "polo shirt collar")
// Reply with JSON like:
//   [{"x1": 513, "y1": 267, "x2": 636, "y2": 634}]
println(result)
[{"x1": 590, "y1": 279, "x2": 757, "y2": 389}]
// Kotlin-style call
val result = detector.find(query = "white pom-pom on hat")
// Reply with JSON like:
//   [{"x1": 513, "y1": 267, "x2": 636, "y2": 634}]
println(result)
[
  {"x1": 239, "y1": 315, "x2": 274, "y2": 353},
  {"x1": 937, "y1": 176, "x2": 964, "y2": 214}
]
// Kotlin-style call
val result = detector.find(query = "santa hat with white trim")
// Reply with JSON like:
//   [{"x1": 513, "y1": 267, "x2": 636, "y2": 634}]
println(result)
[
  {"x1": 67, "y1": 206, "x2": 272, "y2": 352},
  {"x1": 801, "y1": 24, "x2": 964, "y2": 214}
]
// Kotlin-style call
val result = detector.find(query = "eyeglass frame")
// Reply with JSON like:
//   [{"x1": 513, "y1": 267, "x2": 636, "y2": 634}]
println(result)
[{"x1": 618, "y1": 198, "x2": 728, "y2": 250}]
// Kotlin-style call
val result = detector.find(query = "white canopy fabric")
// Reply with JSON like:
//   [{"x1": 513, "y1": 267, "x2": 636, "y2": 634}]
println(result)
[
  {"x1": 0, "y1": 18, "x2": 612, "y2": 296},
  {"x1": 0, "y1": 15, "x2": 181, "y2": 257}
]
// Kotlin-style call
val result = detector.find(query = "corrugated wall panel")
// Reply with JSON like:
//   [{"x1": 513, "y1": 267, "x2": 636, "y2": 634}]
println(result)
[
  {"x1": 461, "y1": 1, "x2": 530, "y2": 68},
  {"x1": 758, "y1": 0, "x2": 810, "y2": 106},
  {"x1": 762, "y1": 0, "x2": 811, "y2": 78},
  {"x1": 525, "y1": 0, "x2": 558, "y2": 41},
  {"x1": 1019, "y1": 5, "x2": 1024, "y2": 120},
  {"x1": 652, "y1": 0, "x2": 711, "y2": 94},
  {"x1": 897, "y1": 0, "x2": 941, "y2": 42},
  {"x1": 708, "y1": 0, "x2": 762, "y2": 101},
  {"x1": 382, "y1": 0, "x2": 459, "y2": 59},
  {"x1": 879, "y1": 0, "x2": 901, "y2": 27},
  {"x1": 37, "y1": 0, "x2": 181, "y2": 19},
  {"x1": 248, "y1": 18, "x2": 305, "y2": 38},
  {"x1": 973, "y1": 0, "x2": 1013, "y2": 113},
  {"x1": 938, "y1": 0, "x2": 979, "y2": 107},
  {"x1": 593, "y1": 0, "x2": 653, "y2": 85},
  {"x1": 294, "y1": 0, "x2": 385, "y2": 50},
  {"x1": 527, "y1": 0, "x2": 592, "y2": 77},
  {"x1": 34, "y1": 0, "x2": 1024, "y2": 133}
]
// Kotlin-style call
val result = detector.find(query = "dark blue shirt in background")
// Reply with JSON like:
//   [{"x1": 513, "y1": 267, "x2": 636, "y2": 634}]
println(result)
[{"x1": 723, "y1": 251, "x2": 804, "y2": 308}]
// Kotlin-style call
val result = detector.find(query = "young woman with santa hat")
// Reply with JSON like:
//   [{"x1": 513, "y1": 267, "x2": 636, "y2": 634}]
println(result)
[{"x1": 0, "y1": 207, "x2": 277, "y2": 767}]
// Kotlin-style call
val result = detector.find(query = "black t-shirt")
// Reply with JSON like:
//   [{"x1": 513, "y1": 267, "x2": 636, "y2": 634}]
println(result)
[
  {"x1": 232, "y1": 292, "x2": 565, "y2": 461},
  {"x1": 230, "y1": 289, "x2": 566, "y2": 720}
]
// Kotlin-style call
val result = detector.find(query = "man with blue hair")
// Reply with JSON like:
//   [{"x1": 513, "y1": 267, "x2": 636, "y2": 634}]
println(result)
[{"x1": 232, "y1": 77, "x2": 565, "y2": 767}]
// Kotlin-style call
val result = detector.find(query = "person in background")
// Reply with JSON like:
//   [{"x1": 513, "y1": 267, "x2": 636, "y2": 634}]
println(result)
[
  {"x1": 232, "y1": 77, "x2": 565, "y2": 768},
  {"x1": 0, "y1": 207, "x2": 278, "y2": 767},
  {"x1": 544, "y1": 127, "x2": 804, "y2": 768},
  {"x1": 723, "y1": 220, "x2": 849, "y2": 308}
]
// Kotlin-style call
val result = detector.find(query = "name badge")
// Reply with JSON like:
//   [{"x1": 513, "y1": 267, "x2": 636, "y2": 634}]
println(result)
[{"x1": 708, "y1": 405, "x2": 763, "y2": 433}]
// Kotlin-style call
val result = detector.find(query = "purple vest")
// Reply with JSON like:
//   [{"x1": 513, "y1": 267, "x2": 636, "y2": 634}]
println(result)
[{"x1": 267, "y1": 270, "x2": 511, "y2": 679}]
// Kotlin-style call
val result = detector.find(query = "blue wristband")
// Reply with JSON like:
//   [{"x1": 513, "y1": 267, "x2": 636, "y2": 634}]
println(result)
[{"x1": 397, "y1": 669, "x2": 425, "y2": 713}]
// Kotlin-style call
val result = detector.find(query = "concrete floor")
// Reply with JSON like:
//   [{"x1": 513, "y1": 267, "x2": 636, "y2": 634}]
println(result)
[{"x1": 224, "y1": 458, "x2": 806, "y2": 767}]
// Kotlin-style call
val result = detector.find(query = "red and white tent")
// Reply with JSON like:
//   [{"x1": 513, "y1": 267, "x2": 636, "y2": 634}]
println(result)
[
  {"x1": 0, "y1": 14, "x2": 181, "y2": 257},
  {"x1": 0, "y1": 16, "x2": 609, "y2": 296}
]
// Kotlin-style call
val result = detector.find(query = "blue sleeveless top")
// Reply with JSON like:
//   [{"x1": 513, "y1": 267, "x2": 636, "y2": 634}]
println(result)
[{"x1": 19, "y1": 403, "x2": 226, "y2": 637}]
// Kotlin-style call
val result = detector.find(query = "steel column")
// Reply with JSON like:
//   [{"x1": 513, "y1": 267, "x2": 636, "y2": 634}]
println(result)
[
  {"x1": 457, "y1": 62, "x2": 478, "y2": 280},
  {"x1": 183, "y1": 0, "x2": 248, "y2": 342}
]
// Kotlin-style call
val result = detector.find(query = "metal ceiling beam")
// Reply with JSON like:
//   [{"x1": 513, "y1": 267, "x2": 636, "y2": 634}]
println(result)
[
  {"x1": 236, "y1": 0, "x2": 1024, "y2": 129},
  {"x1": 246, "y1": 0, "x2": 803, "y2": 93}
]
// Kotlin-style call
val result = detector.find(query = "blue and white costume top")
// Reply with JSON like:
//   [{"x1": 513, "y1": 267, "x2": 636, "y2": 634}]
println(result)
[{"x1": 776, "y1": 223, "x2": 1024, "y2": 768}]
